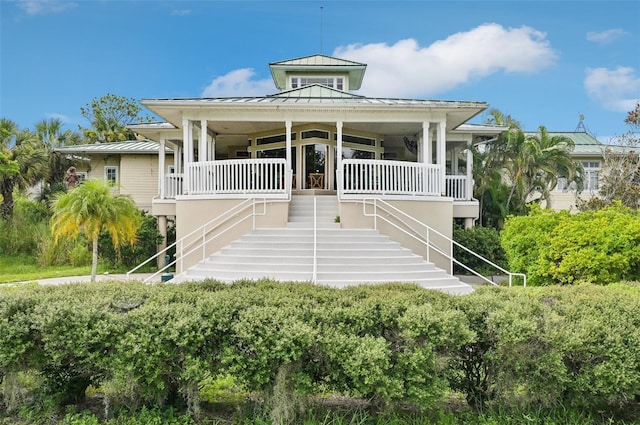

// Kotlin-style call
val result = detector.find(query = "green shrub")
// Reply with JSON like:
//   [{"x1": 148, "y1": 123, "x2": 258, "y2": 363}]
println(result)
[
  {"x1": 501, "y1": 203, "x2": 640, "y2": 285},
  {"x1": 453, "y1": 225, "x2": 508, "y2": 275},
  {"x1": 0, "y1": 197, "x2": 51, "y2": 257},
  {"x1": 449, "y1": 285, "x2": 640, "y2": 412},
  {"x1": 1, "y1": 281, "x2": 639, "y2": 420},
  {"x1": 98, "y1": 211, "x2": 163, "y2": 268}
]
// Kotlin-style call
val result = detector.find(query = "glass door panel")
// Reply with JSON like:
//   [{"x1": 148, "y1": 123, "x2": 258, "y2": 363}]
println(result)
[{"x1": 305, "y1": 144, "x2": 326, "y2": 189}]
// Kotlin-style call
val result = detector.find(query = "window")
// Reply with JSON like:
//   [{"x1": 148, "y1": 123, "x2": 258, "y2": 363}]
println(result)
[
  {"x1": 334, "y1": 133, "x2": 376, "y2": 146},
  {"x1": 582, "y1": 161, "x2": 600, "y2": 191},
  {"x1": 256, "y1": 133, "x2": 297, "y2": 145},
  {"x1": 76, "y1": 172, "x2": 87, "y2": 182},
  {"x1": 290, "y1": 76, "x2": 344, "y2": 90},
  {"x1": 168, "y1": 165, "x2": 176, "y2": 174},
  {"x1": 105, "y1": 166, "x2": 118, "y2": 184},
  {"x1": 301, "y1": 130, "x2": 329, "y2": 140}
]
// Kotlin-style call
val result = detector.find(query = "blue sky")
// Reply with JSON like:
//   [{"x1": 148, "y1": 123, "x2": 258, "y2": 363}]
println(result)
[{"x1": 1, "y1": 0, "x2": 639, "y2": 142}]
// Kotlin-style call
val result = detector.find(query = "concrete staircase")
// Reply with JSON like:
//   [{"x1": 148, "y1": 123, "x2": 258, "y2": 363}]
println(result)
[{"x1": 174, "y1": 195, "x2": 474, "y2": 295}]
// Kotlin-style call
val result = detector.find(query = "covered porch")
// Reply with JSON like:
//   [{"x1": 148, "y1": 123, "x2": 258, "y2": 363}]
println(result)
[{"x1": 150, "y1": 119, "x2": 475, "y2": 202}]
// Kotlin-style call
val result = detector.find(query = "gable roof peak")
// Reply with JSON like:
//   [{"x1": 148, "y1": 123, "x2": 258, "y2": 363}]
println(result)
[
  {"x1": 269, "y1": 53, "x2": 367, "y2": 91},
  {"x1": 269, "y1": 54, "x2": 366, "y2": 67}
]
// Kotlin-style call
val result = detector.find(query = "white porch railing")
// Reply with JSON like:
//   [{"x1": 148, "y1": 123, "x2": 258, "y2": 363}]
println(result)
[
  {"x1": 162, "y1": 159, "x2": 472, "y2": 200},
  {"x1": 187, "y1": 158, "x2": 288, "y2": 196},
  {"x1": 342, "y1": 159, "x2": 442, "y2": 196},
  {"x1": 445, "y1": 175, "x2": 469, "y2": 200},
  {"x1": 165, "y1": 173, "x2": 184, "y2": 199}
]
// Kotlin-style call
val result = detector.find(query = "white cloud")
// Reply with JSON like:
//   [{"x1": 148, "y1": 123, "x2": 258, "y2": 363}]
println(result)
[
  {"x1": 333, "y1": 23, "x2": 558, "y2": 98},
  {"x1": 201, "y1": 68, "x2": 274, "y2": 97},
  {"x1": 171, "y1": 9, "x2": 191, "y2": 16},
  {"x1": 45, "y1": 112, "x2": 71, "y2": 123},
  {"x1": 199, "y1": 24, "x2": 557, "y2": 99},
  {"x1": 584, "y1": 66, "x2": 640, "y2": 112},
  {"x1": 17, "y1": 0, "x2": 77, "y2": 15},
  {"x1": 586, "y1": 29, "x2": 627, "y2": 45}
]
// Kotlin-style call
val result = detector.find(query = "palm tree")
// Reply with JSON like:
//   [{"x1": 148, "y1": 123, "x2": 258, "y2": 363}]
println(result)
[
  {"x1": 522, "y1": 126, "x2": 580, "y2": 209},
  {"x1": 35, "y1": 118, "x2": 82, "y2": 199},
  {"x1": 483, "y1": 108, "x2": 522, "y2": 129},
  {"x1": 473, "y1": 115, "x2": 580, "y2": 227},
  {"x1": 50, "y1": 179, "x2": 141, "y2": 282},
  {"x1": 0, "y1": 118, "x2": 48, "y2": 218}
]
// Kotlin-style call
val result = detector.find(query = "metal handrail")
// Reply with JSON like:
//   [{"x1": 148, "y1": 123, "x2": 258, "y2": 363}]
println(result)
[
  {"x1": 312, "y1": 197, "x2": 317, "y2": 284},
  {"x1": 361, "y1": 198, "x2": 526, "y2": 287},
  {"x1": 127, "y1": 198, "x2": 265, "y2": 282}
]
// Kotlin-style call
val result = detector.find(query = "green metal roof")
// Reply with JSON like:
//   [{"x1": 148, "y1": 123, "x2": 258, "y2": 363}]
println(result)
[
  {"x1": 54, "y1": 140, "x2": 173, "y2": 155},
  {"x1": 269, "y1": 54, "x2": 367, "y2": 91},
  {"x1": 269, "y1": 84, "x2": 365, "y2": 99},
  {"x1": 523, "y1": 131, "x2": 635, "y2": 157}
]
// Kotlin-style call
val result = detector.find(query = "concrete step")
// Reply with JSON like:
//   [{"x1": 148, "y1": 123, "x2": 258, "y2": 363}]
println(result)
[
  {"x1": 180, "y1": 270, "x2": 313, "y2": 282},
  {"x1": 228, "y1": 241, "x2": 401, "y2": 250},
  {"x1": 170, "y1": 195, "x2": 475, "y2": 295},
  {"x1": 317, "y1": 269, "x2": 450, "y2": 281},
  {"x1": 238, "y1": 234, "x2": 391, "y2": 243}
]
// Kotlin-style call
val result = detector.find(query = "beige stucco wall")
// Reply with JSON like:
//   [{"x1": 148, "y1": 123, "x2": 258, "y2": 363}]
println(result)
[
  {"x1": 453, "y1": 200, "x2": 479, "y2": 220},
  {"x1": 339, "y1": 198, "x2": 454, "y2": 272},
  {"x1": 544, "y1": 191, "x2": 600, "y2": 212},
  {"x1": 120, "y1": 155, "x2": 160, "y2": 211},
  {"x1": 175, "y1": 198, "x2": 289, "y2": 272},
  {"x1": 76, "y1": 154, "x2": 170, "y2": 212}
]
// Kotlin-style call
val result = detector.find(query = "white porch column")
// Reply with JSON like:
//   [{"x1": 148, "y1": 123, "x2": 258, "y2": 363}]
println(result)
[
  {"x1": 285, "y1": 120, "x2": 293, "y2": 189},
  {"x1": 199, "y1": 120, "x2": 208, "y2": 162},
  {"x1": 466, "y1": 145, "x2": 473, "y2": 200},
  {"x1": 174, "y1": 144, "x2": 181, "y2": 173},
  {"x1": 438, "y1": 121, "x2": 446, "y2": 195},
  {"x1": 157, "y1": 215, "x2": 168, "y2": 268},
  {"x1": 422, "y1": 122, "x2": 430, "y2": 164},
  {"x1": 182, "y1": 118, "x2": 191, "y2": 193},
  {"x1": 209, "y1": 134, "x2": 216, "y2": 161},
  {"x1": 159, "y1": 138, "x2": 166, "y2": 199},
  {"x1": 336, "y1": 121, "x2": 343, "y2": 194}
]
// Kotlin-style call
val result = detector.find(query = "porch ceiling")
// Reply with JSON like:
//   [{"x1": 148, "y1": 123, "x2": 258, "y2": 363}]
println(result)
[
  {"x1": 141, "y1": 98, "x2": 486, "y2": 138},
  {"x1": 204, "y1": 120, "x2": 426, "y2": 137}
]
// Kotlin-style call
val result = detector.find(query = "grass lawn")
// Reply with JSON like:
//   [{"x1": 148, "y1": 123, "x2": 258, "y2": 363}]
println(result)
[{"x1": 0, "y1": 254, "x2": 114, "y2": 284}]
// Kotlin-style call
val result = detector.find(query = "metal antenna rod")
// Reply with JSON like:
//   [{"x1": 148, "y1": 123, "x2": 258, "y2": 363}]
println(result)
[{"x1": 320, "y1": 6, "x2": 323, "y2": 54}]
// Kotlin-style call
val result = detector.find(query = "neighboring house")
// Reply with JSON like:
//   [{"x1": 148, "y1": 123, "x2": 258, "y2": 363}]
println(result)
[
  {"x1": 62, "y1": 54, "x2": 516, "y2": 290},
  {"x1": 55, "y1": 140, "x2": 174, "y2": 212},
  {"x1": 537, "y1": 131, "x2": 635, "y2": 211}
]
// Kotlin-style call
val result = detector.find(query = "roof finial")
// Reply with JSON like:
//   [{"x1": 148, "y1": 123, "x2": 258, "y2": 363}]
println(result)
[
  {"x1": 320, "y1": 6, "x2": 324, "y2": 54},
  {"x1": 575, "y1": 114, "x2": 591, "y2": 133}
]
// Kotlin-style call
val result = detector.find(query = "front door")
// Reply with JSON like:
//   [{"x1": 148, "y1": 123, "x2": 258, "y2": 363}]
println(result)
[{"x1": 304, "y1": 144, "x2": 327, "y2": 189}]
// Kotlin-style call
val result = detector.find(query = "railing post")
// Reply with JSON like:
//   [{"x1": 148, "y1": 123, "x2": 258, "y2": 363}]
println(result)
[
  {"x1": 202, "y1": 226, "x2": 206, "y2": 261},
  {"x1": 450, "y1": 237, "x2": 454, "y2": 275},
  {"x1": 426, "y1": 227, "x2": 430, "y2": 262},
  {"x1": 374, "y1": 199, "x2": 377, "y2": 230},
  {"x1": 312, "y1": 197, "x2": 317, "y2": 284},
  {"x1": 179, "y1": 239, "x2": 184, "y2": 274}
]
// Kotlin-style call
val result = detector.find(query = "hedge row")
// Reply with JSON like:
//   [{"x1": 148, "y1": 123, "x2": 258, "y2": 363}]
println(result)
[
  {"x1": 501, "y1": 204, "x2": 640, "y2": 285},
  {"x1": 1, "y1": 280, "x2": 639, "y2": 419}
]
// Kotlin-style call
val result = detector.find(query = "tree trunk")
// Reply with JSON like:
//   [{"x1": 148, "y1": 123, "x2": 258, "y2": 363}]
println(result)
[
  {"x1": 0, "y1": 180, "x2": 15, "y2": 219},
  {"x1": 91, "y1": 238, "x2": 98, "y2": 282}
]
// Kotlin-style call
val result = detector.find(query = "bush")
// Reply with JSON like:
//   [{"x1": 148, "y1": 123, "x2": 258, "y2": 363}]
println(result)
[
  {"x1": 1, "y1": 281, "x2": 639, "y2": 420},
  {"x1": 453, "y1": 225, "x2": 508, "y2": 275},
  {"x1": 98, "y1": 211, "x2": 163, "y2": 268},
  {"x1": 501, "y1": 203, "x2": 640, "y2": 285},
  {"x1": 0, "y1": 196, "x2": 51, "y2": 257}
]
